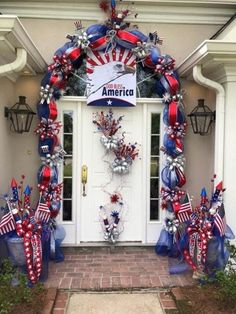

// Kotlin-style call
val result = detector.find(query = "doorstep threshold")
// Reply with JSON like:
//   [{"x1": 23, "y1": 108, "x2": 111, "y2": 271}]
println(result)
[{"x1": 61, "y1": 241, "x2": 155, "y2": 247}]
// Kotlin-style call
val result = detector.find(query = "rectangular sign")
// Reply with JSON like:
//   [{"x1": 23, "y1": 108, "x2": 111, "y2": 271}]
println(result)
[{"x1": 86, "y1": 48, "x2": 136, "y2": 107}]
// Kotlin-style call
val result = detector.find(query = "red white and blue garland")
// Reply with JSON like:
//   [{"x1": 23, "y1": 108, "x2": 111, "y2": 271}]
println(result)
[{"x1": 34, "y1": 0, "x2": 182, "y2": 245}]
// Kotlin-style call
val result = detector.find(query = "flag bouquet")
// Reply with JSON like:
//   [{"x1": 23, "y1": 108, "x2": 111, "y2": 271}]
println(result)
[
  {"x1": 156, "y1": 179, "x2": 234, "y2": 277},
  {"x1": 0, "y1": 176, "x2": 52, "y2": 284}
]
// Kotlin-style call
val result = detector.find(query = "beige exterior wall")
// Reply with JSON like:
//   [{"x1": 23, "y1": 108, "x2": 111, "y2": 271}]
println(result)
[
  {"x1": 182, "y1": 79, "x2": 215, "y2": 206},
  {"x1": 13, "y1": 75, "x2": 42, "y2": 206},
  {"x1": 8, "y1": 17, "x2": 219, "y2": 206},
  {"x1": 0, "y1": 78, "x2": 15, "y2": 206},
  {"x1": 20, "y1": 18, "x2": 220, "y2": 66}
]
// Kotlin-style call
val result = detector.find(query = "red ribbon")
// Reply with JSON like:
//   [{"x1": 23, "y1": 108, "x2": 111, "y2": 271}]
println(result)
[
  {"x1": 48, "y1": 100, "x2": 58, "y2": 121},
  {"x1": 116, "y1": 30, "x2": 139, "y2": 45},
  {"x1": 49, "y1": 74, "x2": 65, "y2": 89},
  {"x1": 165, "y1": 73, "x2": 179, "y2": 94},
  {"x1": 168, "y1": 101, "x2": 178, "y2": 126},
  {"x1": 175, "y1": 138, "x2": 183, "y2": 153},
  {"x1": 41, "y1": 166, "x2": 51, "y2": 187},
  {"x1": 89, "y1": 36, "x2": 108, "y2": 50},
  {"x1": 89, "y1": 30, "x2": 139, "y2": 51},
  {"x1": 66, "y1": 47, "x2": 81, "y2": 62},
  {"x1": 173, "y1": 201, "x2": 181, "y2": 213},
  {"x1": 176, "y1": 168, "x2": 186, "y2": 187}
]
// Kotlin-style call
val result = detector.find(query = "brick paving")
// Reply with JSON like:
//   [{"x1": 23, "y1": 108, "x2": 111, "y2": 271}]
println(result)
[{"x1": 44, "y1": 246, "x2": 195, "y2": 291}]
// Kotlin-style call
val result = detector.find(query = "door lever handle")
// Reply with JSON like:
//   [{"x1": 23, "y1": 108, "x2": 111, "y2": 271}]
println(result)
[{"x1": 81, "y1": 165, "x2": 88, "y2": 197}]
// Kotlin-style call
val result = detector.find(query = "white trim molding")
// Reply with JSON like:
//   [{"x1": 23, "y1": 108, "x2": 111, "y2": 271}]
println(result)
[
  {"x1": 0, "y1": 1, "x2": 235, "y2": 25},
  {"x1": 178, "y1": 40, "x2": 236, "y2": 80},
  {"x1": 0, "y1": 15, "x2": 47, "y2": 81}
]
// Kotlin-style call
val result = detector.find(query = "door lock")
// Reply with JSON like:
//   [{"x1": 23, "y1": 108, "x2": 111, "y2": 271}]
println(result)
[{"x1": 81, "y1": 165, "x2": 88, "y2": 197}]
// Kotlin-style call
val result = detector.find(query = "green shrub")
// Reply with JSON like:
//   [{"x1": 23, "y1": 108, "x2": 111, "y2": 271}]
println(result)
[
  {"x1": 0, "y1": 259, "x2": 45, "y2": 314},
  {"x1": 214, "y1": 242, "x2": 236, "y2": 305}
]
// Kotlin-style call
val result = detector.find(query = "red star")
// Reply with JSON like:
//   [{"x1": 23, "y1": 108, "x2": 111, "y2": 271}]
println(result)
[{"x1": 110, "y1": 194, "x2": 119, "y2": 203}]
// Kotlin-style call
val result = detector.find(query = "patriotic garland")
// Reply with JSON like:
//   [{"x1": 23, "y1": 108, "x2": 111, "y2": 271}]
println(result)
[{"x1": 35, "y1": 0, "x2": 182, "y2": 217}]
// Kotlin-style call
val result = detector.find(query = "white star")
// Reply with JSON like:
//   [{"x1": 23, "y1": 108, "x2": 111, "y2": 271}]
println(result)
[{"x1": 107, "y1": 100, "x2": 112, "y2": 106}]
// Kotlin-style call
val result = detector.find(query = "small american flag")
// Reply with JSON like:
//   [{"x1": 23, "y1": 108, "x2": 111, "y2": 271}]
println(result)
[
  {"x1": 0, "y1": 205, "x2": 15, "y2": 235},
  {"x1": 177, "y1": 194, "x2": 192, "y2": 223},
  {"x1": 35, "y1": 196, "x2": 51, "y2": 223},
  {"x1": 214, "y1": 203, "x2": 226, "y2": 236}
]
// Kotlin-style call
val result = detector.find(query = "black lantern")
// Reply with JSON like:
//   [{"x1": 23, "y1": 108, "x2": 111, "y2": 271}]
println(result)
[
  {"x1": 4, "y1": 96, "x2": 36, "y2": 133},
  {"x1": 188, "y1": 99, "x2": 215, "y2": 135}
]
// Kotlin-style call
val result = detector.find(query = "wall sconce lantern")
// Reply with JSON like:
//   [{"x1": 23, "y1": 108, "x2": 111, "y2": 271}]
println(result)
[
  {"x1": 4, "y1": 96, "x2": 36, "y2": 133},
  {"x1": 188, "y1": 99, "x2": 215, "y2": 135}
]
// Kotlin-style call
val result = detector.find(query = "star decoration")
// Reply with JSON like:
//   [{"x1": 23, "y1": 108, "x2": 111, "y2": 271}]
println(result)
[
  {"x1": 107, "y1": 99, "x2": 113, "y2": 106},
  {"x1": 163, "y1": 92, "x2": 171, "y2": 103}
]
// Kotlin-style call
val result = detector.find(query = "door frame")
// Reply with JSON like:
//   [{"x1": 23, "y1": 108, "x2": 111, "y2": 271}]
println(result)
[{"x1": 58, "y1": 96, "x2": 164, "y2": 245}]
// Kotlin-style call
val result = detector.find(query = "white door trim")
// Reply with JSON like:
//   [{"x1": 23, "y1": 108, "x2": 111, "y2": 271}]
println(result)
[{"x1": 59, "y1": 96, "x2": 164, "y2": 245}]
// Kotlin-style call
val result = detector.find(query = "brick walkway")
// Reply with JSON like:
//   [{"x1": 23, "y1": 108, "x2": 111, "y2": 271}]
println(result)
[{"x1": 44, "y1": 246, "x2": 195, "y2": 290}]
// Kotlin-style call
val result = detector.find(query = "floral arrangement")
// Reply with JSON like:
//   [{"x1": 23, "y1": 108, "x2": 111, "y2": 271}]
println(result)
[
  {"x1": 99, "y1": 193, "x2": 124, "y2": 243},
  {"x1": 93, "y1": 109, "x2": 139, "y2": 174},
  {"x1": 156, "y1": 177, "x2": 234, "y2": 277},
  {"x1": 0, "y1": 176, "x2": 43, "y2": 284}
]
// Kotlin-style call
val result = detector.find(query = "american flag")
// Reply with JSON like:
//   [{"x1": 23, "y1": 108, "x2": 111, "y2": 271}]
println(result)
[
  {"x1": 35, "y1": 196, "x2": 51, "y2": 223},
  {"x1": 177, "y1": 194, "x2": 192, "y2": 223},
  {"x1": 214, "y1": 203, "x2": 226, "y2": 236},
  {"x1": 0, "y1": 204, "x2": 15, "y2": 235}
]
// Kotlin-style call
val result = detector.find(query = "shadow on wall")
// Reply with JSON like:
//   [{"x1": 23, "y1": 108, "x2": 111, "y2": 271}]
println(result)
[{"x1": 181, "y1": 78, "x2": 216, "y2": 206}]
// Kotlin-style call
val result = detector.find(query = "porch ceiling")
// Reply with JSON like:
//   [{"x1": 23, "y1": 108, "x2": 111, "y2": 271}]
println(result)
[{"x1": 0, "y1": 15, "x2": 47, "y2": 82}]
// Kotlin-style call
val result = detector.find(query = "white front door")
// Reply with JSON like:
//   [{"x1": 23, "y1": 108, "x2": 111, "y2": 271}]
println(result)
[{"x1": 58, "y1": 97, "x2": 163, "y2": 245}]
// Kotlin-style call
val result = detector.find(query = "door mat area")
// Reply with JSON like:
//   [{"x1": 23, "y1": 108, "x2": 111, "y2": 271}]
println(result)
[{"x1": 66, "y1": 292, "x2": 164, "y2": 314}]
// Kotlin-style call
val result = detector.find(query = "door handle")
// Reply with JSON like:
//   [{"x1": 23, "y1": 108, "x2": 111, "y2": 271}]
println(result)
[{"x1": 81, "y1": 165, "x2": 88, "y2": 197}]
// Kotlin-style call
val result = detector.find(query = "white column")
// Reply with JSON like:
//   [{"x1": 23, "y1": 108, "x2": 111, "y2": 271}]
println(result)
[{"x1": 220, "y1": 65, "x2": 236, "y2": 235}]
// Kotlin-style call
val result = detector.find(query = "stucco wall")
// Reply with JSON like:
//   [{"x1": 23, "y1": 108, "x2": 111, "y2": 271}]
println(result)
[
  {"x1": 11, "y1": 17, "x2": 218, "y2": 207},
  {"x1": 13, "y1": 75, "x2": 43, "y2": 207},
  {"x1": 0, "y1": 78, "x2": 15, "y2": 207},
  {"x1": 20, "y1": 18, "x2": 221, "y2": 66},
  {"x1": 182, "y1": 79, "x2": 215, "y2": 206}
]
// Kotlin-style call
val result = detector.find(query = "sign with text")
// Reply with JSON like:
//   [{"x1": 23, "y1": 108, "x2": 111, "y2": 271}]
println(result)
[{"x1": 86, "y1": 48, "x2": 136, "y2": 107}]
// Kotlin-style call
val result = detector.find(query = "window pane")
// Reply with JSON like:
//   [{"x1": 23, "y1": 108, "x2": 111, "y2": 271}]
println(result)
[
  {"x1": 150, "y1": 179, "x2": 159, "y2": 198},
  {"x1": 151, "y1": 113, "x2": 160, "y2": 134},
  {"x1": 64, "y1": 157, "x2": 72, "y2": 177},
  {"x1": 63, "y1": 112, "x2": 73, "y2": 133},
  {"x1": 63, "y1": 178, "x2": 72, "y2": 198},
  {"x1": 63, "y1": 200, "x2": 72, "y2": 221},
  {"x1": 150, "y1": 200, "x2": 159, "y2": 220},
  {"x1": 151, "y1": 157, "x2": 159, "y2": 177},
  {"x1": 151, "y1": 136, "x2": 159, "y2": 155},
  {"x1": 64, "y1": 135, "x2": 73, "y2": 155}
]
